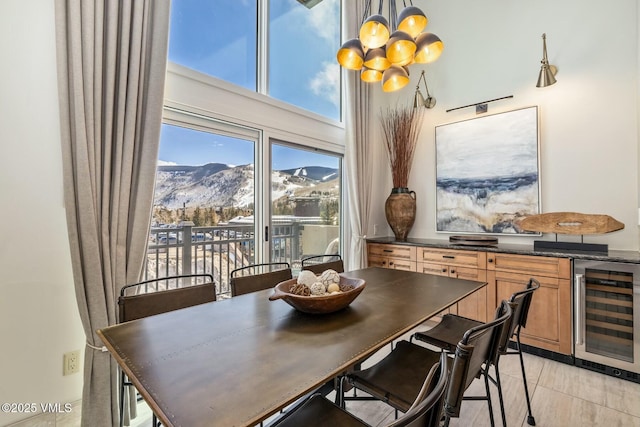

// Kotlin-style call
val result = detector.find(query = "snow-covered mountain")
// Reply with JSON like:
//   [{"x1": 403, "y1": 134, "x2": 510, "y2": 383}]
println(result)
[{"x1": 154, "y1": 163, "x2": 339, "y2": 209}]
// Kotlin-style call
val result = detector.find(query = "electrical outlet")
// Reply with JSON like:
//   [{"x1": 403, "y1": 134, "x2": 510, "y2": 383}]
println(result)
[
  {"x1": 373, "y1": 224, "x2": 378, "y2": 235},
  {"x1": 63, "y1": 350, "x2": 81, "y2": 376}
]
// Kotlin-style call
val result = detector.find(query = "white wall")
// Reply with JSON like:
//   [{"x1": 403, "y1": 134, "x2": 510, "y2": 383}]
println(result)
[
  {"x1": 0, "y1": 1, "x2": 85, "y2": 425},
  {"x1": 0, "y1": 1, "x2": 638, "y2": 425},
  {"x1": 369, "y1": 0, "x2": 640, "y2": 251}
]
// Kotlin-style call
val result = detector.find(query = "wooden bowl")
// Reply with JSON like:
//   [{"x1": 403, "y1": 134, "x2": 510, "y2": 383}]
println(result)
[{"x1": 269, "y1": 276, "x2": 366, "y2": 314}]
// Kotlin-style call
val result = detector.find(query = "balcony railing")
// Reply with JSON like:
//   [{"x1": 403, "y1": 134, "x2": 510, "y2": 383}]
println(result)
[{"x1": 145, "y1": 222, "x2": 302, "y2": 299}]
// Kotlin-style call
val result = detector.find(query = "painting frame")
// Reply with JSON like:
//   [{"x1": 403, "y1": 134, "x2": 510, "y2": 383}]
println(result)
[{"x1": 435, "y1": 106, "x2": 541, "y2": 235}]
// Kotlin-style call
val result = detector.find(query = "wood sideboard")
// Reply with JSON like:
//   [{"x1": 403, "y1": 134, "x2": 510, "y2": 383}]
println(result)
[{"x1": 367, "y1": 240, "x2": 572, "y2": 355}]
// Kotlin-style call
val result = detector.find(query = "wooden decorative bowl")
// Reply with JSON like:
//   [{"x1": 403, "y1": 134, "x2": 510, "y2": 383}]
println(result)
[{"x1": 269, "y1": 276, "x2": 366, "y2": 314}]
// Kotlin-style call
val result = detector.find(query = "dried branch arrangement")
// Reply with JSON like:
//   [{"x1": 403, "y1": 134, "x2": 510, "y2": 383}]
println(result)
[{"x1": 380, "y1": 105, "x2": 424, "y2": 188}]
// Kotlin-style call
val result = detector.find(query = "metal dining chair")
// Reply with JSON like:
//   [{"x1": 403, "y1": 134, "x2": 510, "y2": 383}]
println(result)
[
  {"x1": 118, "y1": 273, "x2": 216, "y2": 427},
  {"x1": 270, "y1": 351, "x2": 449, "y2": 427},
  {"x1": 301, "y1": 254, "x2": 344, "y2": 274},
  {"x1": 230, "y1": 262, "x2": 292, "y2": 296},
  {"x1": 413, "y1": 277, "x2": 540, "y2": 426},
  {"x1": 340, "y1": 301, "x2": 513, "y2": 427}
]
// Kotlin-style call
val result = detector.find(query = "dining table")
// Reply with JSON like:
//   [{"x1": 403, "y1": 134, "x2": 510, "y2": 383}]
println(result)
[{"x1": 97, "y1": 267, "x2": 486, "y2": 427}]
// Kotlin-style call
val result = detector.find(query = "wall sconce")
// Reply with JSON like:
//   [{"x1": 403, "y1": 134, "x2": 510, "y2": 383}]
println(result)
[
  {"x1": 536, "y1": 33, "x2": 557, "y2": 87},
  {"x1": 413, "y1": 70, "x2": 436, "y2": 109}
]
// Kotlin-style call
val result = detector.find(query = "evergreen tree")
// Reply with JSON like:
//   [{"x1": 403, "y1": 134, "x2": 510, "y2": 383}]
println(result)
[{"x1": 192, "y1": 207, "x2": 203, "y2": 226}]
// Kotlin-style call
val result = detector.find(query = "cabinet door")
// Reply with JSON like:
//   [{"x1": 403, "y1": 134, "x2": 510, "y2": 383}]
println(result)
[
  {"x1": 456, "y1": 287, "x2": 488, "y2": 322},
  {"x1": 368, "y1": 255, "x2": 388, "y2": 269},
  {"x1": 417, "y1": 262, "x2": 456, "y2": 318},
  {"x1": 452, "y1": 269, "x2": 489, "y2": 322},
  {"x1": 494, "y1": 270, "x2": 571, "y2": 355}
]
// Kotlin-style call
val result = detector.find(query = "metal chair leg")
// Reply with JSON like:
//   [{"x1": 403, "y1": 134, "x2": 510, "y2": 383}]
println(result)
[
  {"x1": 119, "y1": 371, "x2": 126, "y2": 427},
  {"x1": 515, "y1": 333, "x2": 536, "y2": 426},
  {"x1": 483, "y1": 368, "x2": 496, "y2": 427},
  {"x1": 493, "y1": 360, "x2": 508, "y2": 427},
  {"x1": 337, "y1": 375, "x2": 346, "y2": 408}
]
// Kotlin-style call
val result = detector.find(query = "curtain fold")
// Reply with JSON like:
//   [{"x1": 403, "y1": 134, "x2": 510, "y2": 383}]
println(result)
[
  {"x1": 345, "y1": 1, "x2": 373, "y2": 270},
  {"x1": 54, "y1": 1, "x2": 171, "y2": 425}
]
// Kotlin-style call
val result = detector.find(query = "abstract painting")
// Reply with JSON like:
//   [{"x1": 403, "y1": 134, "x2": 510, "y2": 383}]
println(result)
[{"x1": 435, "y1": 106, "x2": 540, "y2": 235}]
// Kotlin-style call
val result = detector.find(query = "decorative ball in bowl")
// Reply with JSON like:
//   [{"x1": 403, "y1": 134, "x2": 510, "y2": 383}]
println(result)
[{"x1": 269, "y1": 271, "x2": 366, "y2": 314}]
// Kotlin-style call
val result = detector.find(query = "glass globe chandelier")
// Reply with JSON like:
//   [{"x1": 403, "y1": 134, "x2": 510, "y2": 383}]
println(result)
[{"x1": 337, "y1": 0, "x2": 444, "y2": 92}]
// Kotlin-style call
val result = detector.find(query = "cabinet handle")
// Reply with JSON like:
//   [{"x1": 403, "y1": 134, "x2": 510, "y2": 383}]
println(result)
[
  {"x1": 442, "y1": 268, "x2": 447, "y2": 273},
  {"x1": 488, "y1": 258, "x2": 494, "y2": 263},
  {"x1": 575, "y1": 273, "x2": 585, "y2": 345},
  {"x1": 443, "y1": 255, "x2": 455, "y2": 259},
  {"x1": 383, "y1": 249, "x2": 393, "y2": 253},
  {"x1": 450, "y1": 269, "x2": 456, "y2": 274}
]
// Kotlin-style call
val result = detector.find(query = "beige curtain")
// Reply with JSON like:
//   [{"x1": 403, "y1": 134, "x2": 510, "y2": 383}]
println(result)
[
  {"x1": 345, "y1": 1, "x2": 372, "y2": 270},
  {"x1": 54, "y1": 1, "x2": 170, "y2": 425}
]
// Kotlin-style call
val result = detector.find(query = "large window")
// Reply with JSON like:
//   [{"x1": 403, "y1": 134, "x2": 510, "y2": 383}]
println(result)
[
  {"x1": 147, "y1": 120, "x2": 260, "y2": 296},
  {"x1": 154, "y1": 123, "x2": 256, "y2": 228},
  {"x1": 168, "y1": 1, "x2": 257, "y2": 91},
  {"x1": 168, "y1": 0, "x2": 341, "y2": 121},
  {"x1": 270, "y1": 142, "x2": 341, "y2": 267},
  {"x1": 152, "y1": 1, "x2": 346, "y2": 296},
  {"x1": 268, "y1": 0, "x2": 341, "y2": 120}
]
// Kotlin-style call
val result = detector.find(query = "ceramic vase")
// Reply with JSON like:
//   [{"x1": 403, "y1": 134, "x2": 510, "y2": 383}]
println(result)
[{"x1": 384, "y1": 187, "x2": 416, "y2": 241}]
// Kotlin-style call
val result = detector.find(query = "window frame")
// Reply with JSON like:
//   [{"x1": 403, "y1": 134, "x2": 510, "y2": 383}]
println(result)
[
  {"x1": 159, "y1": 0, "x2": 348, "y2": 264},
  {"x1": 162, "y1": 83, "x2": 347, "y2": 261}
]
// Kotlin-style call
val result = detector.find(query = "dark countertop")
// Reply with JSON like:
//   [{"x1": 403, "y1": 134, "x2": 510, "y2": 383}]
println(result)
[{"x1": 367, "y1": 236, "x2": 640, "y2": 264}]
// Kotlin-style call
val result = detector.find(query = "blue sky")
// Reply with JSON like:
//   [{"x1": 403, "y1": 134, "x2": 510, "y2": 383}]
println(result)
[
  {"x1": 159, "y1": 124, "x2": 339, "y2": 170},
  {"x1": 162, "y1": 0, "x2": 340, "y2": 170},
  {"x1": 168, "y1": 0, "x2": 339, "y2": 116}
]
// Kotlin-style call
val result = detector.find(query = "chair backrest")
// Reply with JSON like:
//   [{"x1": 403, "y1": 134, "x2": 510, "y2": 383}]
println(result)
[
  {"x1": 387, "y1": 351, "x2": 449, "y2": 427},
  {"x1": 444, "y1": 300, "x2": 513, "y2": 419},
  {"x1": 230, "y1": 262, "x2": 292, "y2": 296},
  {"x1": 509, "y1": 277, "x2": 540, "y2": 332},
  {"x1": 490, "y1": 277, "x2": 541, "y2": 359},
  {"x1": 301, "y1": 254, "x2": 344, "y2": 275},
  {"x1": 118, "y1": 274, "x2": 216, "y2": 323}
]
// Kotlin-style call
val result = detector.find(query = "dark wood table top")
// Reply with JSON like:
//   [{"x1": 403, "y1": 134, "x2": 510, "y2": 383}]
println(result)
[{"x1": 97, "y1": 267, "x2": 485, "y2": 427}]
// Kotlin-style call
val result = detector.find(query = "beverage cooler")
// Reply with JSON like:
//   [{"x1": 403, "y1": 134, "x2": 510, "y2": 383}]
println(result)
[{"x1": 574, "y1": 260, "x2": 640, "y2": 383}]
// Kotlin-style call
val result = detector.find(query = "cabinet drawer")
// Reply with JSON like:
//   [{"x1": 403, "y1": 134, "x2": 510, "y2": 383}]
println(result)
[
  {"x1": 419, "y1": 248, "x2": 486, "y2": 269},
  {"x1": 368, "y1": 243, "x2": 416, "y2": 261},
  {"x1": 368, "y1": 255, "x2": 416, "y2": 271},
  {"x1": 486, "y1": 253, "x2": 570, "y2": 279},
  {"x1": 417, "y1": 262, "x2": 487, "y2": 282},
  {"x1": 417, "y1": 262, "x2": 450, "y2": 276},
  {"x1": 388, "y1": 259, "x2": 416, "y2": 271}
]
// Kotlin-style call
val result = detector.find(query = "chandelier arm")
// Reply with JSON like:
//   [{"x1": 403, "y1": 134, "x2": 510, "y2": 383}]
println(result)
[
  {"x1": 361, "y1": 0, "x2": 372, "y2": 25},
  {"x1": 389, "y1": 0, "x2": 398, "y2": 31}
]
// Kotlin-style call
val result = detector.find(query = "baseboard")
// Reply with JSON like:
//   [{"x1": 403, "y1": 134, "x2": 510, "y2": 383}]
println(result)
[
  {"x1": 510, "y1": 341, "x2": 640, "y2": 384},
  {"x1": 508, "y1": 341, "x2": 574, "y2": 365},
  {"x1": 575, "y1": 358, "x2": 640, "y2": 384}
]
